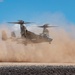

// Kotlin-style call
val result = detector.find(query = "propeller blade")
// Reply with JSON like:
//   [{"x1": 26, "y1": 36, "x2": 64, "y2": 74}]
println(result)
[
  {"x1": 38, "y1": 26, "x2": 58, "y2": 28},
  {"x1": 47, "y1": 26, "x2": 58, "y2": 27},
  {"x1": 8, "y1": 20, "x2": 35, "y2": 25},
  {"x1": 7, "y1": 22, "x2": 19, "y2": 24},
  {"x1": 37, "y1": 26, "x2": 44, "y2": 28},
  {"x1": 24, "y1": 22, "x2": 34, "y2": 24}
]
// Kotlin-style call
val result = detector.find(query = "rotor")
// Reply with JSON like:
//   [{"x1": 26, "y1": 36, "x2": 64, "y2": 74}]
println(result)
[
  {"x1": 38, "y1": 24, "x2": 58, "y2": 28},
  {"x1": 8, "y1": 20, "x2": 34, "y2": 25}
]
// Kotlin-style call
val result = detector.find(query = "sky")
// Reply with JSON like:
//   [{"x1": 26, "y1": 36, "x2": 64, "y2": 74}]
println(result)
[{"x1": 0, "y1": 0, "x2": 75, "y2": 25}]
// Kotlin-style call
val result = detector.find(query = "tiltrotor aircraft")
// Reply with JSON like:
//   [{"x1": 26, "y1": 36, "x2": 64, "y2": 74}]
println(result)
[{"x1": 2, "y1": 20, "x2": 57, "y2": 45}]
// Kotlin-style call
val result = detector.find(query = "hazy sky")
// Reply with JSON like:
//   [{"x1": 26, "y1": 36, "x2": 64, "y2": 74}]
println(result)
[{"x1": 0, "y1": 0, "x2": 75, "y2": 24}]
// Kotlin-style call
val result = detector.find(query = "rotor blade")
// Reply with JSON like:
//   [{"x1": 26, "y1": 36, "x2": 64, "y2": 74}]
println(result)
[
  {"x1": 47, "y1": 26, "x2": 58, "y2": 27},
  {"x1": 37, "y1": 26, "x2": 44, "y2": 28},
  {"x1": 7, "y1": 22, "x2": 19, "y2": 24},
  {"x1": 24, "y1": 22, "x2": 34, "y2": 24},
  {"x1": 38, "y1": 26, "x2": 58, "y2": 28}
]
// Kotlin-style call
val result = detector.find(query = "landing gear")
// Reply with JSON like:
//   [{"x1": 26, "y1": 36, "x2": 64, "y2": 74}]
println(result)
[{"x1": 49, "y1": 38, "x2": 53, "y2": 44}]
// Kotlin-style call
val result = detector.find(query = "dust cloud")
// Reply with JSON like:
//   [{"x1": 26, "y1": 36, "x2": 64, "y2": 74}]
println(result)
[{"x1": 0, "y1": 24, "x2": 75, "y2": 63}]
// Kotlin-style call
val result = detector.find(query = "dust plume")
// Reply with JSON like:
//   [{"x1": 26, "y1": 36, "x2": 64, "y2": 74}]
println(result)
[
  {"x1": 0, "y1": 12, "x2": 75, "y2": 63},
  {"x1": 0, "y1": 24, "x2": 75, "y2": 63}
]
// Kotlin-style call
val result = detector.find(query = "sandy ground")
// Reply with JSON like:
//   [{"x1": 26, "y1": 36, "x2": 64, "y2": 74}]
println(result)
[{"x1": 1, "y1": 63, "x2": 75, "y2": 66}]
